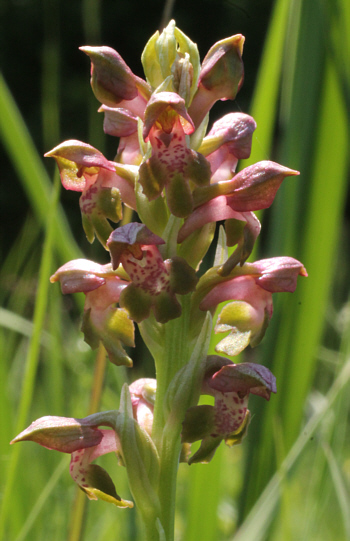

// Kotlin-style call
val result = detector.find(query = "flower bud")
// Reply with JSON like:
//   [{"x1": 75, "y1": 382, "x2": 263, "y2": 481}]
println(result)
[
  {"x1": 193, "y1": 161, "x2": 300, "y2": 210},
  {"x1": 80, "y1": 46, "x2": 139, "y2": 106},
  {"x1": 189, "y1": 35, "x2": 245, "y2": 127},
  {"x1": 141, "y1": 20, "x2": 200, "y2": 106}
]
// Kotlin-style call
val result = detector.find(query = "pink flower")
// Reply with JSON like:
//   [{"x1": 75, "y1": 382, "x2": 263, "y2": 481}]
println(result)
[
  {"x1": 51, "y1": 259, "x2": 135, "y2": 366},
  {"x1": 196, "y1": 257, "x2": 307, "y2": 355},
  {"x1": 45, "y1": 140, "x2": 137, "y2": 245},
  {"x1": 11, "y1": 413, "x2": 133, "y2": 507},
  {"x1": 107, "y1": 223, "x2": 198, "y2": 323},
  {"x1": 177, "y1": 112, "x2": 297, "y2": 272},
  {"x1": 11, "y1": 379, "x2": 156, "y2": 506},
  {"x1": 139, "y1": 92, "x2": 211, "y2": 217},
  {"x1": 182, "y1": 355, "x2": 276, "y2": 463}
]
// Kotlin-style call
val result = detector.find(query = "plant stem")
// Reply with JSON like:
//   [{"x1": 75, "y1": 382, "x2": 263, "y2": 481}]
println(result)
[
  {"x1": 152, "y1": 294, "x2": 191, "y2": 448},
  {"x1": 146, "y1": 298, "x2": 212, "y2": 540},
  {"x1": 149, "y1": 294, "x2": 192, "y2": 540}
]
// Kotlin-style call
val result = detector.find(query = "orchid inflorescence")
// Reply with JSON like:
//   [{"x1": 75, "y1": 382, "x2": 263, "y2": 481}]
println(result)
[{"x1": 12, "y1": 20, "x2": 306, "y2": 539}]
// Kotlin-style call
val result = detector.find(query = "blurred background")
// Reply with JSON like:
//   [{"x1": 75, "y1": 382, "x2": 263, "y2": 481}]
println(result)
[{"x1": 1, "y1": 0, "x2": 349, "y2": 540}]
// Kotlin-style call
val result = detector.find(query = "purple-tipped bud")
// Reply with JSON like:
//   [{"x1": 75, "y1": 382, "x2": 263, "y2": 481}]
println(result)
[
  {"x1": 189, "y1": 35, "x2": 245, "y2": 127},
  {"x1": 80, "y1": 46, "x2": 138, "y2": 106}
]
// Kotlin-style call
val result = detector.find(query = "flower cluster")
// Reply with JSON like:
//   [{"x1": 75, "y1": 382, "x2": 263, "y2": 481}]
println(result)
[{"x1": 13, "y1": 20, "x2": 307, "y2": 514}]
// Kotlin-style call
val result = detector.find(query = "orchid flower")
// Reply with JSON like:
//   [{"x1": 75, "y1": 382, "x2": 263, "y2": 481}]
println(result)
[
  {"x1": 50, "y1": 259, "x2": 135, "y2": 366},
  {"x1": 11, "y1": 413, "x2": 133, "y2": 507},
  {"x1": 107, "y1": 222, "x2": 198, "y2": 323},
  {"x1": 195, "y1": 257, "x2": 307, "y2": 355},
  {"x1": 182, "y1": 355, "x2": 276, "y2": 463},
  {"x1": 139, "y1": 92, "x2": 211, "y2": 217},
  {"x1": 45, "y1": 141, "x2": 137, "y2": 246},
  {"x1": 11, "y1": 379, "x2": 157, "y2": 507}
]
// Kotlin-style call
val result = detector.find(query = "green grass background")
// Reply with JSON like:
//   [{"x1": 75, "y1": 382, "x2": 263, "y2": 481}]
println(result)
[{"x1": 1, "y1": 0, "x2": 349, "y2": 539}]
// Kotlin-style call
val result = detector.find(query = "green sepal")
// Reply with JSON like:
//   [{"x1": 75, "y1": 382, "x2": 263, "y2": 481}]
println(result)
[
  {"x1": 169, "y1": 256, "x2": 198, "y2": 294},
  {"x1": 216, "y1": 301, "x2": 256, "y2": 332},
  {"x1": 219, "y1": 218, "x2": 257, "y2": 276},
  {"x1": 106, "y1": 307, "x2": 135, "y2": 348},
  {"x1": 185, "y1": 151, "x2": 211, "y2": 188},
  {"x1": 141, "y1": 31, "x2": 162, "y2": 88},
  {"x1": 225, "y1": 218, "x2": 245, "y2": 247},
  {"x1": 249, "y1": 308, "x2": 270, "y2": 348},
  {"x1": 214, "y1": 302, "x2": 270, "y2": 354},
  {"x1": 171, "y1": 52, "x2": 192, "y2": 105},
  {"x1": 81, "y1": 309, "x2": 100, "y2": 349},
  {"x1": 138, "y1": 156, "x2": 167, "y2": 200},
  {"x1": 81, "y1": 212, "x2": 95, "y2": 244},
  {"x1": 153, "y1": 291, "x2": 182, "y2": 324},
  {"x1": 88, "y1": 214, "x2": 114, "y2": 248},
  {"x1": 188, "y1": 436, "x2": 222, "y2": 465},
  {"x1": 113, "y1": 163, "x2": 139, "y2": 189},
  {"x1": 213, "y1": 225, "x2": 228, "y2": 267},
  {"x1": 155, "y1": 20, "x2": 177, "y2": 81},
  {"x1": 214, "y1": 301, "x2": 254, "y2": 356},
  {"x1": 81, "y1": 308, "x2": 134, "y2": 367},
  {"x1": 82, "y1": 464, "x2": 133, "y2": 508},
  {"x1": 181, "y1": 405, "x2": 215, "y2": 443},
  {"x1": 166, "y1": 172, "x2": 193, "y2": 217},
  {"x1": 141, "y1": 31, "x2": 161, "y2": 87},
  {"x1": 135, "y1": 181, "x2": 169, "y2": 237},
  {"x1": 80, "y1": 186, "x2": 123, "y2": 247},
  {"x1": 141, "y1": 21, "x2": 177, "y2": 89},
  {"x1": 215, "y1": 328, "x2": 251, "y2": 357},
  {"x1": 119, "y1": 284, "x2": 152, "y2": 323},
  {"x1": 190, "y1": 113, "x2": 210, "y2": 151},
  {"x1": 174, "y1": 26, "x2": 200, "y2": 104},
  {"x1": 100, "y1": 187, "x2": 123, "y2": 221}
]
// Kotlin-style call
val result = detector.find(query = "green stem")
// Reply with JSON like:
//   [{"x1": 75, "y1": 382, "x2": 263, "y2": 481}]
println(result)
[
  {"x1": 145, "y1": 294, "x2": 191, "y2": 541},
  {"x1": 151, "y1": 301, "x2": 212, "y2": 541},
  {"x1": 152, "y1": 294, "x2": 191, "y2": 449}
]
